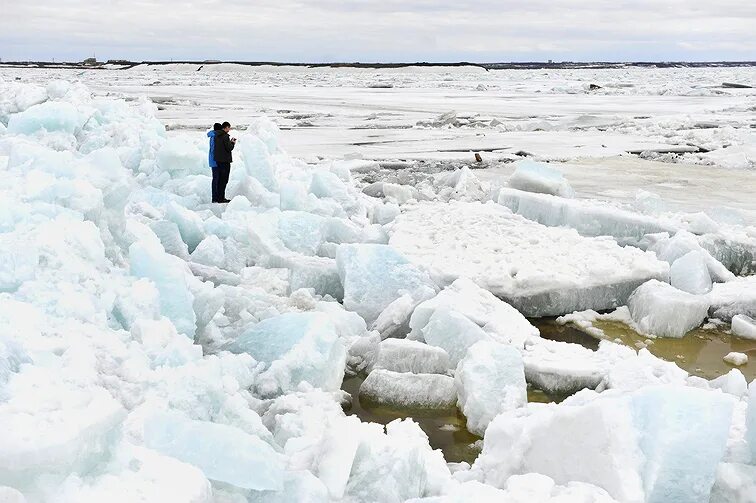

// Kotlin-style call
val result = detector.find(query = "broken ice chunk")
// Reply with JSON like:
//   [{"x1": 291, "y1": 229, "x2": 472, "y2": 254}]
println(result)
[
  {"x1": 628, "y1": 280, "x2": 709, "y2": 338},
  {"x1": 359, "y1": 369, "x2": 456, "y2": 410},
  {"x1": 455, "y1": 341, "x2": 526, "y2": 436},
  {"x1": 507, "y1": 160, "x2": 574, "y2": 198},
  {"x1": 144, "y1": 411, "x2": 284, "y2": 491},
  {"x1": 374, "y1": 339, "x2": 451, "y2": 375},
  {"x1": 709, "y1": 369, "x2": 748, "y2": 397},
  {"x1": 723, "y1": 352, "x2": 748, "y2": 366},
  {"x1": 7, "y1": 101, "x2": 84, "y2": 135},
  {"x1": 227, "y1": 312, "x2": 346, "y2": 397},
  {"x1": 129, "y1": 239, "x2": 197, "y2": 339},
  {"x1": 709, "y1": 276, "x2": 756, "y2": 322},
  {"x1": 732, "y1": 314, "x2": 756, "y2": 340},
  {"x1": 422, "y1": 310, "x2": 490, "y2": 365},
  {"x1": 336, "y1": 244, "x2": 437, "y2": 325},
  {"x1": 670, "y1": 250, "x2": 712, "y2": 295}
]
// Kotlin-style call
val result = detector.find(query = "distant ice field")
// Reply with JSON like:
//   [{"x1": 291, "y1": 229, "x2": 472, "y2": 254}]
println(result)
[{"x1": 2, "y1": 64, "x2": 755, "y2": 217}]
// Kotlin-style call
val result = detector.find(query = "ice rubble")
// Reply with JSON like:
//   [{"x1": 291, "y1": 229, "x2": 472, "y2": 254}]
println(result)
[
  {"x1": 497, "y1": 188, "x2": 756, "y2": 276},
  {"x1": 470, "y1": 386, "x2": 736, "y2": 503},
  {"x1": 389, "y1": 201, "x2": 669, "y2": 316},
  {"x1": 2, "y1": 76, "x2": 755, "y2": 502}
]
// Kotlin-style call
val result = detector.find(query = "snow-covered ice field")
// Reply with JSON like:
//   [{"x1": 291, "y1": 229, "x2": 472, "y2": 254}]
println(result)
[{"x1": 1, "y1": 64, "x2": 756, "y2": 502}]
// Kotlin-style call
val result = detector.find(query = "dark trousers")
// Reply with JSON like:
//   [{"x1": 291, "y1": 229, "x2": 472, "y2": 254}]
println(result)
[{"x1": 212, "y1": 162, "x2": 231, "y2": 202}]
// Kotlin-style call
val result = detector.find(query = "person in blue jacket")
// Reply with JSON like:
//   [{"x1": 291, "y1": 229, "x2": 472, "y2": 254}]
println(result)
[{"x1": 207, "y1": 123, "x2": 223, "y2": 202}]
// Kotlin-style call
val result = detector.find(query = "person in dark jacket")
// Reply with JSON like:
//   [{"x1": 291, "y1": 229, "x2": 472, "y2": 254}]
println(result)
[
  {"x1": 212, "y1": 121, "x2": 236, "y2": 203},
  {"x1": 208, "y1": 123, "x2": 222, "y2": 201}
]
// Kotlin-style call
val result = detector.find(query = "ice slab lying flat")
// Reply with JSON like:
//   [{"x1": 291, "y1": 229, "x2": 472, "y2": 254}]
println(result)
[
  {"x1": 336, "y1": 243, "x2": 437, "y2": 325},
  {"x1": 709, "y1": 276, "x2": 756, "y2": 322},
  {"x1": 389, "y1": 202, "x2": 669, "y2": 317},
  {"x1": 628, "y1": 280, "x2": 709, "y2": 338},
  {"x1": 473, "y1": 386, "x2": 735, "y2": 503},
  {"x1": 359, "y1": 369, "x2": 457, "y2": 410},
  {"x1": 455, "y1": 341, "x2": 527, "y2": 436},
  {"x1": 507, "y1": 160, "x2": 575, "y2": 198},
  {"x1": 374, "y1": 339, "x2": 451, "y2": 374},
  {"x1": 497, "y1": 188, "x2": 674, "y2": 244},
  {"x1": 144, "y1": 411, "x2": 284, "y2": 491},
  {"x1": 227, "y1": 312, "x2": 346, "y2": 397}
]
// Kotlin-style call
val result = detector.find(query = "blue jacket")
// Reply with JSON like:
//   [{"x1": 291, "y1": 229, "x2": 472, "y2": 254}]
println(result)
[{"x1": 207, "y1": 131, "x2": 218, "y2": 168}]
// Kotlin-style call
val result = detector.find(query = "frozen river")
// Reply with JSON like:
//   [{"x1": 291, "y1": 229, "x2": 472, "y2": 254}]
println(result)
[{"x1": 3, "y1": 64, "x2": 755, "y2": 220}]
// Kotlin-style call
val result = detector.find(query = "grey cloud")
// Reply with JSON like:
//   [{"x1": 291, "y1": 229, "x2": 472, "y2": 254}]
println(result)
[{"x1": 1, "y1": 0, "x2": 754, "y2": 61}]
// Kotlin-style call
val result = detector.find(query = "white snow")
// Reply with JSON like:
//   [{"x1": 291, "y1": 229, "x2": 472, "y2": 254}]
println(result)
[
  {"x1": 1, "y1": 68, "x2": 754, "y2": 501},
  {"x1": 389, "y1": 201, "x2": 669, "y2": 316}
]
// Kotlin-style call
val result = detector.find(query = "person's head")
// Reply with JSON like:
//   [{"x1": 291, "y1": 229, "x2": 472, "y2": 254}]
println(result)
[
  {"x1": 213, "y1": 123, "x2": 222, "y2": 131},
  {"x1": 222, "y1": 121, "x2": 231, "y2": 132}
]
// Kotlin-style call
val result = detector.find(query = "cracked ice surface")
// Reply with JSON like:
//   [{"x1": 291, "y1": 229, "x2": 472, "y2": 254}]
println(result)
[{"x1": 389, "y1": 201, "x2": 669, "y2": 316}]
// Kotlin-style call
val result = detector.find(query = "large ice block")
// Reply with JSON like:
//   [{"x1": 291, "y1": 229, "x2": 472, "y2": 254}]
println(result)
[
  {"x1": 7, "y1": 101, "x2": 84, "y2": 135},
  {"x1": 389, "y1": 202, "x2": 669, "y2": 317},
  {"x1": 336, "y1": 244, "x2": 437, "y2": 325},
  {"x1": 227, "y1": 312, "x2": 346, "y2": 397},
  {"x1": 507, "y1": 160, "x2": 575, "y2": 198},
  {"x1": 143, "y1": 411, "x2": 284, "y2": 491},
  {"x1": 628, "y1": 280, "x2": 709, "y2": 338},
  {"x1": 631, "y1": 386, "x2": 735, "y2": 503},
  {"x1": 421, "y1": 309, "x2": 490, "y2": 365},
  {"x1": 709, "y1": 276, "x2": 756, "y2": 322},
  {"x1": 129, "y1": 239, "x2": 197, "y2": 338},
  {"x1": 455, "y1": 341, "x2": 527, "y2": 436},
  {"x1": 472, "y1": 385, "x2": 735, "y2": 503},
  {"x1": 732, "y1": 315, "x2": 756, "y2": 340},
  {"x1": 374, "y1": 339, "x2": 451, "y2": 375},
  {"x1": 497, "y1": 187, "x2": 673, "y2": 244},
  {"x1": 670, "y1": 250, "x2": 712, "y2": 294},
  {"x1": 408, "y1": 278, "x2": 539, "y2": 349},
  {"x1": 359, "y1": 369, "x2": 457, "y2": 410}
]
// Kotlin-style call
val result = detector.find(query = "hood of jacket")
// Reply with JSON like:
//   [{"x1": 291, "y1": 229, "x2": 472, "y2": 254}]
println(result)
[{"x1": 207, "y1": 131, "x2": 217, "y2": 138}]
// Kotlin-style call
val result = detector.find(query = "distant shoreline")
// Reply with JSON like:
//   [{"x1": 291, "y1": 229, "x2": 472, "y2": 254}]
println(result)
[{"x1": 1, "y1": 60, "x2": 755, "y2": 71}]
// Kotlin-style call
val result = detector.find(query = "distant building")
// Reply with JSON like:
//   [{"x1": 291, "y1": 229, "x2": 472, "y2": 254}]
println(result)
[
  {"x1": 82, "y1": 57, "x2": 98, "y2": 65},
  {"x1": 548, "y1": 59, "x2": 553, "y2": 64}
]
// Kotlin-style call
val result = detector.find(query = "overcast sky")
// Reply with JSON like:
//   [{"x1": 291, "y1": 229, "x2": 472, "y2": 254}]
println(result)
[{"x1": 2, "y1": 0, "x2": 755, "y2": 62}]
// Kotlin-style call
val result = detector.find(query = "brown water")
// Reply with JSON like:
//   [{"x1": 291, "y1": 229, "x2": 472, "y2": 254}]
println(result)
[
  {"x1": 342, "y1": 375, "x2": 559, "y2": 463},
  {"x1": 342, "y1": 316, "x2": 756, "y2": 464},
  {"x1": 591, "y1": 320, "x2": 756, "y2": 381}
]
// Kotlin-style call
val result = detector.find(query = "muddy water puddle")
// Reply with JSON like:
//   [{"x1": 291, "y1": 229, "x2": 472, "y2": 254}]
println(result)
[
  {"x1": 591, "y1": 320, "x2": 756, "y2": 380},
  {"x1": 342, "y1": 375, "x2": 549, "y2": 464}
]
